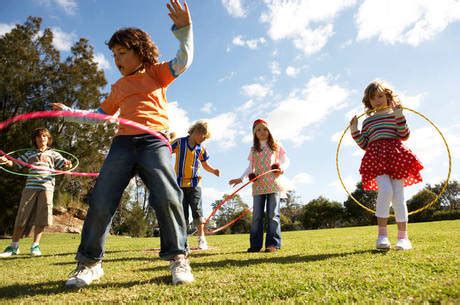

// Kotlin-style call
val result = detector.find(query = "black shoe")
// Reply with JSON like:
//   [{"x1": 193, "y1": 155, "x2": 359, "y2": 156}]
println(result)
[{"x1": 247, "y1": 248, "x2": 261, "y2": 253}]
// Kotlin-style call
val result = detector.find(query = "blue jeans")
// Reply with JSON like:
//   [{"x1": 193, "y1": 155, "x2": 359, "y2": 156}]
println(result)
[
  {"x1": 76, "y1": 135, "x2": 187, "y2": 263},
  {"x1": 250, "y1": 193, "x2": 281, "y2": 250}
]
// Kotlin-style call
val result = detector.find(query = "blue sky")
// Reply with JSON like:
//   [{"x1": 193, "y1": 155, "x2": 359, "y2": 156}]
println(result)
[{"x1": 1, "y1": 0, "x2": 459, "y2": 217}]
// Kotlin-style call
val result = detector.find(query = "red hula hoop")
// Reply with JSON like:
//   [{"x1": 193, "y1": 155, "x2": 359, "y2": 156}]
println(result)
[
  {"x1": 0, "y1": 110, "x2": 171, "y2": 177},
  {"x1": 204, "y1": 169, "x2": 280, "y2": 234}
]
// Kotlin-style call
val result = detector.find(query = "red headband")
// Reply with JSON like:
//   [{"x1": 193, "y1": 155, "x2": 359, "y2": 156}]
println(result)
[{"x1": 252, "y1": 119, "x2": 268, "y2": 130}]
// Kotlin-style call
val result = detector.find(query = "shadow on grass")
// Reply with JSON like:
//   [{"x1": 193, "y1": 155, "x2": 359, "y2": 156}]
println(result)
[
  {"x1": 0, "y1": 275, "x2": 173, "y2": 299},
  {"x1": 1, "y1": 249, "x2": 140, "y2": 262},
  {"x1": 141, "y1": 249, "x2": 378, "y2": 272}
]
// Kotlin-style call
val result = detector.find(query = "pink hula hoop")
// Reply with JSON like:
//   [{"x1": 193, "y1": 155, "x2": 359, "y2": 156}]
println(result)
[
  {"x1": 0, "y1": 110, "x2": 171, "y2": 177},
  {"x1": 204, "y1": 169, "x2": 279, "y2": 234}
]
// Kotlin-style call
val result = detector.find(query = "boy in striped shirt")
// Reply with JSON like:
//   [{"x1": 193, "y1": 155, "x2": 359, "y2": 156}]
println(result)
[
  {"x1": 171, "y1": 120, "x2": 220, "y2": 250},
  {"x1": 0, "y1": 127, "x2": 71, "y2": 257}
]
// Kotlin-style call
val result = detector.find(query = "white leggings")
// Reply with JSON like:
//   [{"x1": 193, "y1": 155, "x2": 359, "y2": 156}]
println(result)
[{"x1": 375, "y1": 175, "x2": 408, "y2": 222}]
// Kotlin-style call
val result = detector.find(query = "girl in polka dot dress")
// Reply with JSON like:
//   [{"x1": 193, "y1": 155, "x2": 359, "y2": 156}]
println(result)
[{"x1": 350, "y1": 80, "x2": 423, "y2": 251}]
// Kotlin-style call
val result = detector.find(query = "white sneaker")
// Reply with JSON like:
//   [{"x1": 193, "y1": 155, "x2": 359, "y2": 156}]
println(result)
[
  {"x1": 376, "y1": 236, "x2": 391, "y2": 250},
  {"x1": 30, "y1": 245, "x2": 42, "y2": 256},
  {"x1": 169, "y1": 255, "x2": 194, "y2": 285},
  {"x1": 198, "y1": 236, "x2": 208, "y2": 250},
  {"x1": 65, "y1": 262, "x2": 104, "y2": 288},
  {"x1": 0, "y1": 246, "x2": 19, "y2": 257},
  {"x1": 395, "y1": 238, "x2": 412, "y2": 250}
]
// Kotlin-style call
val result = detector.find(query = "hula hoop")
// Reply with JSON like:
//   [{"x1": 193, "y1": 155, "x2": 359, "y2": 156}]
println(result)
[
  {"x1": 0, "y1": 148, "x2": 80, "y2": 177},
  {"x1": 336, "y1": 106, "x2": 452, "y2": 216},
  {"x1": 0, "y1": 110, "x2": 171, "y2": 177},
  {"x1": 204, "y1": 169, "x2": 279, "y2": 234}
]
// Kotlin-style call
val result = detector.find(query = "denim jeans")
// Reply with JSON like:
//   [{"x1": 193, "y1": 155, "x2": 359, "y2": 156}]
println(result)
[
  {"x1": 76, "y1": 134, "x2": 187, "y2": 263},
  {"x1": 249, "y1": 193, "x2": 281, "y2": 250}
]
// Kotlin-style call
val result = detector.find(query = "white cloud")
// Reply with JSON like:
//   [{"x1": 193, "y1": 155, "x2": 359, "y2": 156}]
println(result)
[
  {"x1": 218, "y1": 71, "x2": 235, "y2": 82},
  {"x1": 36, "y1": 0, "x2": 78, "y2": 15},
  {"x1": 207, "y1": 112, "x2": 238, "y2": 149},
  {"x1": 51, "y1": 27, "x2": 77, "y2": 51},
  {"x1": 285, "y1": 66, "x2": 299, "y2": 77},
  {"x1": 201, "y1": 102, "x2": 215, "y2": 114},
  {"x1": 291, "y1": 172, "x2": 314, "y2": 185},
  {"x1": 260, "y1": 0, "x2": 357, "y2": 55},
  {"x1": 93, "y1": 52, "x2": 111, "y2": 70},
  {"x1": 167, "y1": 101, "x2": 191, "y2": 137},
  {"x1": 222, "y1": 0, "x2": 247, "y2": 18},
  {"x1": 267, "y1": 76, "x2": 350, "y2": 144},
  {"x1": 232, "y1": 35, "x2": 266, "y2": 49},
  {"x1": 241, "y1": 83, "x2": 271, "y2": 99},
  {"x1": 356, "y1": 0, "x2": 460, "y2": 46},
  {"x1": 0, "y1": 23, "x2": 14, "y2": 36},
  {"x1": 270, "y1": 61, "x2": 281, "y2": 75}
]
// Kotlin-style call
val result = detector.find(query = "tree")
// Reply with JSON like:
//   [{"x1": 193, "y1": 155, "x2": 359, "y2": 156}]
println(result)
[
  {"x1": 0, "y1": 16, "x2": 113, "y2": 234},
  {"x1": 407, "y1": 189, "x2": 438, "y2": 222},
  {"x1": 280, "y1": 190, "x2": 304, "y2": 231},
  {"x1": 343, "y1": 182, "x2": 378, "y2": 226},
  {"x1": 426, "y1": 180, "x2": 460, "y2": 210},
  {"x1": 209, "y1": 194, "x2": 251, "y2": 234},
  {"x1": 302, "y1": 196, "x2": 345, "y2": 229}
]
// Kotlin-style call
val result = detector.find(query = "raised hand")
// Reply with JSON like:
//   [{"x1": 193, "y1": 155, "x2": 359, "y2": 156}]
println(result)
[
  {"x1": 350, "y1": 115, "x2": 358, "y2": 132},
  {"x1": 391, "y1": 101, "x2": 404, "y2": 118},
  {"x1": 167, "y1": 0, "x2": 191, "y2": 29}
]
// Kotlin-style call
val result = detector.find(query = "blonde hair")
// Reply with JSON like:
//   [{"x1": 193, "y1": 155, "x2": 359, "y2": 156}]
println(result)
[
  {"x1": 362, "y1": 80, "x2": 401, "y2": 111},
  {"x1": 188, "y1": 120, "x2": 211, "y2": 139}
]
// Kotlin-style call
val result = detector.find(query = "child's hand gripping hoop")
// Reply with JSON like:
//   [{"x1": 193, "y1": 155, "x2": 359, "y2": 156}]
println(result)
[{"x1": 336, "y1": 106, "x2": 452, "y2": 216}]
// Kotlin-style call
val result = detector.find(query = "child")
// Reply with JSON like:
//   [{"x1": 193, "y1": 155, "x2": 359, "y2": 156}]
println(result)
[
  {"x1": 229, "y1": 119, "x2": 289, "y2": 253},
  {"x1": 350, "y1": 80, "x2": 423, "y2": 251},
  {"x1": 52, "y1": 0, "x2": 194, "y2": 286},
  {"x1": 171, "y1": 120, "x2": 220, "y2": 250},
  {"x1": 0, "y1": 127, "x2": 72, "y2": 257}
]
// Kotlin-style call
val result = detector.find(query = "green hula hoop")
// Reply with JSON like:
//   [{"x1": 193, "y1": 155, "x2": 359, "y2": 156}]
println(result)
[{"x1": 0, "y1": 148, "x2": 80, "y2": 177}]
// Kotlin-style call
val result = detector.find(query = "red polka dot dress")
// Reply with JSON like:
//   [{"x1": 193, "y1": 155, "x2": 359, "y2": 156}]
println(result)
[{"x1": 351, "y1": 112, "x2": 423, "y2": 191}]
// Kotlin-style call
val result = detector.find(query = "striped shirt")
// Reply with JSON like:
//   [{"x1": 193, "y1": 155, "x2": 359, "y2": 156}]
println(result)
[
  {"x1": 17, "y1": 148, "x2": 68, "y2": 191},
  {"x1": 171, "y1": 136, "x2": 209, "y2": 187},
  {"x1": 352, "y1": 112, "x2": 409, "y2": 150}
]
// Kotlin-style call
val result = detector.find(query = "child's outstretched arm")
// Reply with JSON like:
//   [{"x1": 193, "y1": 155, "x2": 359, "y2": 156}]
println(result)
[
  {"x1": 51, "y1": 103, "x2": 108, "y2": 124},
  {"x1": 166, "y1": 0, "x2": 193, "y2": 78},
  {"x1": 201, "y1": 161, "x2": 220, "y2": 177}
]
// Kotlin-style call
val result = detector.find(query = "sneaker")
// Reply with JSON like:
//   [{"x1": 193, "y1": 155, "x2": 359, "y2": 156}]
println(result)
[
  {"x1": 376, "y1": 236, "x2": 391, "y2": 250},
  {"x1": 30, "y1": 245, "x2": 42, "y2": 256},
  {"x1": 265, "y1": 246, "x2": 277, "y2": 253},
  {"x1": 169, "y1": 255, "x2": 194, "y2": 285},
  {"x1": 395, "y1": 238, "x2": 412, "y2": 250},
  {"x1": 65, "y1": 262, "x2": 104, "y2": 288},
  {"x1": 0, "y1": 246, "x2": 19, "y2": 257},
  {"x1": 198, "y1": 236, "x2": 208, "y2": 250}
]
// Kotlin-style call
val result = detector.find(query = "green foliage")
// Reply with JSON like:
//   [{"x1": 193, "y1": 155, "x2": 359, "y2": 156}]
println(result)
[
  {"x1": 302, "y1": 196, "x2": 345, "y2": 229},
  {"x1": 0, "y1": 220, "x2": 458, "y2": 303},
  {"x1": 343, "y1": 182, "x2": 378, "y2": 226},
  {"x1": 124, "y1": 203, "x2": 149, "y2": 238},
  {"x1": 210, "y1": 194, "x2": 251, "y2": 234},
  {"x1": 0, "y1": 16, "x2": 113, "y2": 234},
  {"x1": 280, "y1": 190, "x2": 304, "y2": 231}
]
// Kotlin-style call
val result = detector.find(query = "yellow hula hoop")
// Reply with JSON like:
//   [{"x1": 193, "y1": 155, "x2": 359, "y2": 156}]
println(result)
[{"x1": 335, "y1": 106, "x2": 452, "y2": 216}]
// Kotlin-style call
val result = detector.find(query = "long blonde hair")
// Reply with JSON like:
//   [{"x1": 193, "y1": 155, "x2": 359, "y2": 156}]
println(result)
[{"x1": 362, "y1": 80, "x2": 401, "y2": 111}]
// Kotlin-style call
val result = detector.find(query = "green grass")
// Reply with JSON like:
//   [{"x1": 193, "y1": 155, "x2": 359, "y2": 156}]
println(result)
[{"x1": 0, "y1": 220, "x2": 459, "y2": 303}]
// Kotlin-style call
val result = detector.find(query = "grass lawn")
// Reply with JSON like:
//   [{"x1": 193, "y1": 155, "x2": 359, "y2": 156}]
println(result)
[{"x1": 0, "y1": 220, "x2": 458, "y2": 303}]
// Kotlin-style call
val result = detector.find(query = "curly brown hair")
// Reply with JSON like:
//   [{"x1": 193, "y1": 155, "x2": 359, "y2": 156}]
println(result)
[
  {"x1": 362, "y1": 80, "x2": 401, "y2": 111},
  {"x1": 107, "y1": 28, "x2": 159, "y2": 66},
  {"x1": 31, "y1": 127, "x2": 52, "y2": 148}
]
